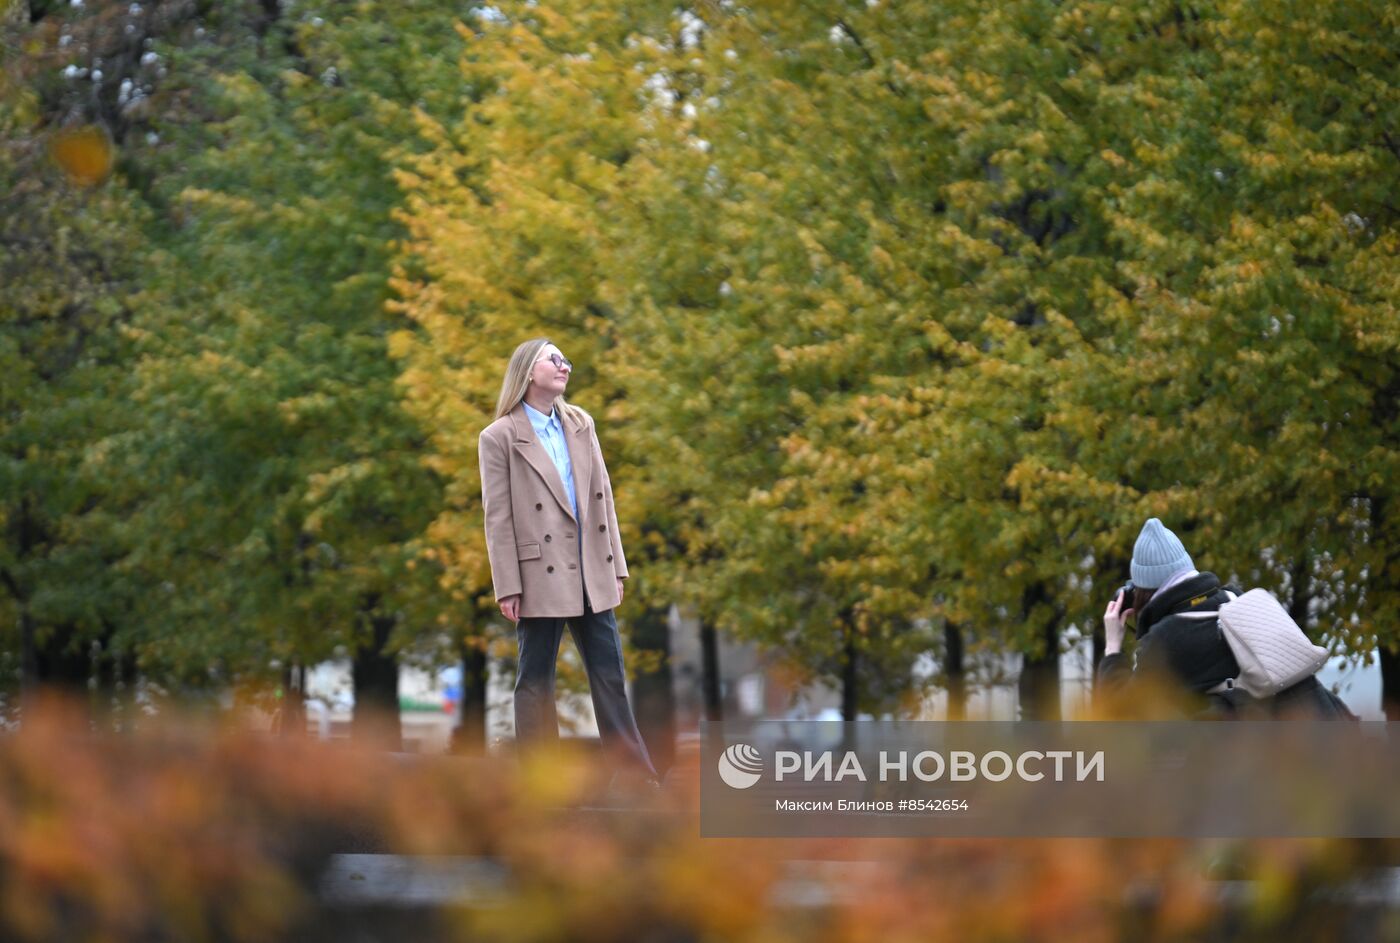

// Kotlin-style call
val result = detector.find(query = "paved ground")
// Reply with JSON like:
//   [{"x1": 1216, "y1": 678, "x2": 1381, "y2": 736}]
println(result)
[{"x1": 321, "y1": 853, "x2": 1400, "y2": 911}]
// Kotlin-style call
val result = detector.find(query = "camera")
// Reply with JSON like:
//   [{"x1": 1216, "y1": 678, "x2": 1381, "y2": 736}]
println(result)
[{"x1": 1117, "y1": 581, "x2": 1135, "y2": 607}]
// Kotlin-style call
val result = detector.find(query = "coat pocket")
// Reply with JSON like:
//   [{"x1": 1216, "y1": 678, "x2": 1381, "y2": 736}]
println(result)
[{"x1": 516, "y1": 542, "x2": 541, "y2": 561}]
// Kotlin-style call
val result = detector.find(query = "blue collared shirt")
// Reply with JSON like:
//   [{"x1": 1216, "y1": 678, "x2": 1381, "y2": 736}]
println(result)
[{"x1": 523, "y1": 401, "x2": 578, "y2": 520}]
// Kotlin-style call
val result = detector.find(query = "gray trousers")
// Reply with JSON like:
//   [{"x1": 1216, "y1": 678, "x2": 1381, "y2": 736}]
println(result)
[{"x1": 513, "y1": 599, "x2": 657, "y2": 779}]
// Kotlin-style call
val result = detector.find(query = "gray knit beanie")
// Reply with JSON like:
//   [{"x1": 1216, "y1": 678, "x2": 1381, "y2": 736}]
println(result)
[{"x1": 1130, "y1": 518, "x2": 1194, "y2": 588}]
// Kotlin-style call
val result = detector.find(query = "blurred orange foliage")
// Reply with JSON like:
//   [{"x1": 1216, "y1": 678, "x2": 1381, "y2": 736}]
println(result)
[
  {"x1": 48, "y1": 125, "x2": 114, "y2": 186},
  {"x1": 0, "y1": 692, "x2": 1394, "y2": 942}
]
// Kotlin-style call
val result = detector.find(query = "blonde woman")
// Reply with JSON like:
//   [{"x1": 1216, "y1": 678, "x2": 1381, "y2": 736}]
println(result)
[{"x1": 478, "y1": 338, "x2": 658, "y2": 787}]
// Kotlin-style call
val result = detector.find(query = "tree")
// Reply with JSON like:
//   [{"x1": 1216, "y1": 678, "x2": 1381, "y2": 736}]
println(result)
[
  {"x1": 1, "y1": 7, "x2": 152, "y2": 713},
  {"x1": 83, "y1": 1, "x2": 464, "y2": 737},
  {"x1": 389, "y1": 0, "x2": 687, "y2": 736},
  {"x1": 1077, "y1": 0, "x2": 1400, "y2": 712}
]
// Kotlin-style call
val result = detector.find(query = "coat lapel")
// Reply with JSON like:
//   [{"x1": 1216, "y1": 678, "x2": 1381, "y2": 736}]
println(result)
[
  {"x1": 509, "y1": 404, "x2": 576, "y2": 522},
  {"x1": 563, "y1": 412, "x2": 593, "y2": 523}
]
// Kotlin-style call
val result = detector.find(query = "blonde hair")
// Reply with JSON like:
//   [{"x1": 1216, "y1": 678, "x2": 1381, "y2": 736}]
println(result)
[{"x1": 494, "y1": 337, "x2": 586, "y2": 428}]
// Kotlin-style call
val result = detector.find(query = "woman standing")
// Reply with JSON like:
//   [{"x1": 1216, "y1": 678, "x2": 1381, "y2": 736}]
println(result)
[{"x1": 478, "y1": 338, "x2": 658, "y2": 785}]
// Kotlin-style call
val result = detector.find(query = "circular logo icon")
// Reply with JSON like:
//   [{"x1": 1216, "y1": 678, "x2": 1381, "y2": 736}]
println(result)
[{"x1": 718, "y1": 743, "x2": 763, "y2": 789}]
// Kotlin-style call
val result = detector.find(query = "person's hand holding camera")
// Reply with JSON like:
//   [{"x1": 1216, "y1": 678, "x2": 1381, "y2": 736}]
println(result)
[{"x1": 1103, "y1": 586, "x2": 1135, "y2": 656}]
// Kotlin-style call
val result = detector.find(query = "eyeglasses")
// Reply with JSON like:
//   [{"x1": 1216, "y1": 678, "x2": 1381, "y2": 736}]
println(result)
[{"x1": 537, "y1": 352, "x2": 573, "y2": 372}]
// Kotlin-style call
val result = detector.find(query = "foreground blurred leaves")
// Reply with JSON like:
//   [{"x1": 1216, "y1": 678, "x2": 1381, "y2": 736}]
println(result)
[{"x1": 1, "y1": 697, "x2": 1397, "y2": 942}]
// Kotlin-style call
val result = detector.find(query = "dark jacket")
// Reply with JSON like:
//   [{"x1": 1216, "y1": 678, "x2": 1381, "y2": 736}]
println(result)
[{"x1": 1096, "y1": 571, "x2": 1356, "y2": 720}]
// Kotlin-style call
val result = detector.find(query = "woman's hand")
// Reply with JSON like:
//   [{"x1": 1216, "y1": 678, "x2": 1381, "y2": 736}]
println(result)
[
  {"x1": 616, "y1": 578, "x2": 625, "y2": 606},
  {"x1": 1103, "y1": 593, "x2": 1134, "y2": 655},
  {"x1": 500, "y1": 594, "x2": 521, "y2": 623}
]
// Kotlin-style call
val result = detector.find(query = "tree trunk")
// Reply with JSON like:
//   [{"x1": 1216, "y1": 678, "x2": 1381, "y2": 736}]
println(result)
[
  {"x1": 841, "y1": 626, "x2": 859, "y2": 722},
  {"x1": 1018, "y1": 634, "x2": 1061, "y2": 720},
  {"x1": 1368, "y1": 496, "x2": 1399, "y2": 719},
  {"x1": 1381, "y1": 645, "x2": 1400, "y2": 721},
  {"x1": 20, "y1": 614, "x2": 109, "y2": 724},
  {"x1": 629, "y1": 604, "x2": 676, "y2": 777},
  {"x1": 1018, "y1": 583, "x2": 1061, "y2": 720},
  {"x1": 699, "y1": 618, "x2": 722, "y2": 722},
  {"x1": 453, "y1": 629, "x2": 490, "y2": 754},
  {"x1": 943, "y1": 621, "x2": 966, "y2": 720},
  {"x1": 1287, "y1": 551, "x2": 1312, "y2": 626},
  {"x1": 274, "y1": 662, "x2": 306, "y2": 738},
  {"x1": 19, "y1": 610, "x2": 38, "y2": 698},
  {"x1": 30, "y1": 622, "x2": 92, "y2": 694},
  {"x1": 351, "y1": 605, "x2": 401, "y2": 750},
  {"x1": 93, "y1": 635, "x2": 138, "y2": 731}
]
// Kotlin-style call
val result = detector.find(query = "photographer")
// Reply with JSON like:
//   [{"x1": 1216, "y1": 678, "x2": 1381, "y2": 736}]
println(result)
[{"x1": 1098, "y1": 519, "x2": 1353, "y2": 719}]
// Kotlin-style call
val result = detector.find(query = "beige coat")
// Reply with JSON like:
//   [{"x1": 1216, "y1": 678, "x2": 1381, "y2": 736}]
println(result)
[{"x1": 478, "y1": 403, "x2": 628, "y2": 618}]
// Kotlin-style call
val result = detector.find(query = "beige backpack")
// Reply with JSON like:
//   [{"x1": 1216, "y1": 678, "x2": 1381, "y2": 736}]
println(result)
[{"x1": 1178, "y1": 589, "x2": 1330, "y2": 698}]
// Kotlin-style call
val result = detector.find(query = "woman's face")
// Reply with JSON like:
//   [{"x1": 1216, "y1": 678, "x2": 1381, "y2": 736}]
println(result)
[{"x1": 530, "y1": 343, "x2": 572, "y2": 399}]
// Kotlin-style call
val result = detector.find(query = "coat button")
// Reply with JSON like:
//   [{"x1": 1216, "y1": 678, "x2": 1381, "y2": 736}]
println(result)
[
  {"x1": 607, "y1": 554, "x2": 613, "y2": 562},
  {"x1": 544, "y1": 534, "x2": 552, "y2": 542},
  {"x1": 546, "y1": 565, "x2": 554, "y2": 573},
  {"x1": 535, "y1": 503, "x2": 542, "y2": 511},
  {"x1": 599, "y1": 524, "x2": 606, "y2": 532},
  {"x1": 596, "y1": 492, "x2": 603, "y2": 499}
]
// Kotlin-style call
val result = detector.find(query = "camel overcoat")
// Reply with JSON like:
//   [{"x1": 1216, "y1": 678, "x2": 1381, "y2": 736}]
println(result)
[{"x1": 478, "y1": 403, "x2": 628, "y2": 618}]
